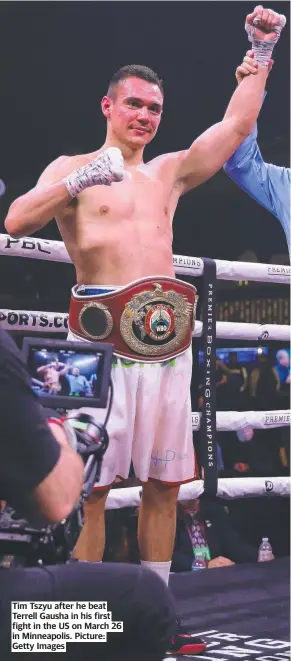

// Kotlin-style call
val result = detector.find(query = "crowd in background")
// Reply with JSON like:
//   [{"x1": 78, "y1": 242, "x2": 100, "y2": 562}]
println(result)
[
  {"x1": 195, "y1": 349, "x2": 290, "y2": 479},
  {"x1": 213, "y1": 350, "x2": 289, "y2": 411}
]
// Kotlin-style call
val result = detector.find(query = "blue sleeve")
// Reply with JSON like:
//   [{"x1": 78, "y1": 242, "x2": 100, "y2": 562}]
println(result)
[
  {"x1": 224, "y1": 125, "x2": 289, "y2": 220},
  {"x1": 223, "y1": 106, "x2": 290, "y2": 253}
]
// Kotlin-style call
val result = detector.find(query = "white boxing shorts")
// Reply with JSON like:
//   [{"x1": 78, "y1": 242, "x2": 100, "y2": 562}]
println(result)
[{"x1": 67, "y1": 295, "x2": 195, "y2": 488}]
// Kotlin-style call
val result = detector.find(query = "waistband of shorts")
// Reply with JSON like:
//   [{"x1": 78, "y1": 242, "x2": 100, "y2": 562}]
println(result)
[{"x1": 75, "y1": 285, "x2": 120, "y2": 297}]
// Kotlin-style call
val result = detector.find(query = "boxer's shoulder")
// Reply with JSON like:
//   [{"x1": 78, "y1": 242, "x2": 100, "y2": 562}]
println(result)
[
  {"x1": 146, "y1": 150, "x2": 185, "y2": 186},
  {"x1": 37, "y1": 154, "x2": 78, "y2": 186},
  {"x1": 70, "y1": 150, "x2": 103, "y2": 168},
  {"x1": 37, "y1": 152, "x2": 97, "y2": 187}
]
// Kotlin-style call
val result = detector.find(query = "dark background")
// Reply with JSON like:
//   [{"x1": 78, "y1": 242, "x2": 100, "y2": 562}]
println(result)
[{"x1": 0, "y1": 1, "x2": 290, "y2": 263}]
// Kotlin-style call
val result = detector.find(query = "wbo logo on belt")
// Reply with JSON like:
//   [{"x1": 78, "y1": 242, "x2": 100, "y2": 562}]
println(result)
[{"x1": 120, "y1": 283, "x2": 193, "y2": 357}]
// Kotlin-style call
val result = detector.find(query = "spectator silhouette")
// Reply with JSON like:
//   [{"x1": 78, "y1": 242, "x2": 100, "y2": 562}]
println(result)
[{"x1": 249, "y1": 354, "x2": 280, "y2": 410}]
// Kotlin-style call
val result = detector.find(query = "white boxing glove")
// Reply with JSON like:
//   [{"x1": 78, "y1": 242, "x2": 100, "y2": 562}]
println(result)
[{"x1": 63, "y1": 147, "x2": 125, "y2": 198}]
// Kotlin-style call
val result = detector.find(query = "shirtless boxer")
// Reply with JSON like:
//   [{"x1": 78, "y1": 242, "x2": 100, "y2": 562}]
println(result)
[
  {"x1": 37, "y1": 357, "x2": 68, "y2": 394},
  {"x1": 5, "y1": 6, "x2": 285, "y2": 655}
]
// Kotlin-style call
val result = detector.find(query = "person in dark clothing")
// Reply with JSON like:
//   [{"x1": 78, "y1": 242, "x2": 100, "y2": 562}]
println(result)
[
  {"x1": 247, "y1": 428, "x2": 286, "y2": 477},
  {"x1": 220, "y1": 352, "x2": 248, "y2": 411},
  {"x1": 215, "y1": 358, "x2": 228, "y2": 411},
  {"x1": 171, "y1": 496, "x2": 260, "y2": 572},
  {"x1": 249, "y1": 354, "x2": 280, "y2": 410}
]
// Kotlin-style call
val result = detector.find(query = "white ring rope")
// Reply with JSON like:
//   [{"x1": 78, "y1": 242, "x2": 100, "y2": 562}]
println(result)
[
  {"x1": 0, "y1": 234, "x2": 290, "y2": 284},
  {"x1": 105, "y1": 477, "x2": 290, "y2": 509},
  {"x1": 0, "y1": 309, "x2": 290, "y2": 342},
  {"x1": 191, "y1": 410, "x2": 290, "y2": 431}
]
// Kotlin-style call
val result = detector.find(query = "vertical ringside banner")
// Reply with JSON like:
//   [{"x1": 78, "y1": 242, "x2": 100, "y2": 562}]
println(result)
[{"x1": 200, "y1": 258, "x2": 218, "y2": 495}]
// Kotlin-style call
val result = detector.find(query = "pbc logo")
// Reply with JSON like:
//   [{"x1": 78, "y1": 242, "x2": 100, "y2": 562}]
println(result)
[{"x1": 265, "y1": 480, "x2": 274, "y2": 492}]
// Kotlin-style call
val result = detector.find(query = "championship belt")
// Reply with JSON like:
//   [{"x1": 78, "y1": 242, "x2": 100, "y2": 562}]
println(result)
[{"x1": 69, "y1": 276, "x2": 197, "y2": 363}]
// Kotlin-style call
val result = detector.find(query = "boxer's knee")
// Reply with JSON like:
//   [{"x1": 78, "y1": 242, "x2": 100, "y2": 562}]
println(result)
[
  {"x1": 84, "y1": 484, "x2": 112, "y2": 515},
  {"x1": 141, "y1": 479, "x2": 179, "y2": 513}
]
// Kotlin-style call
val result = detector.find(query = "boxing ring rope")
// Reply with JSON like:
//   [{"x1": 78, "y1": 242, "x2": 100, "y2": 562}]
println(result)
[
  {"x1": 0, "y1": 234, "x2": 290, "y2": 284},
  {"x1": 1, "y1": 233, "x2": 290, "y2": 506},
  {"x1": 106, "y1": 477, "x2": 290, "y2": 510},
  {"x1": 191, "y1": 410, "x2": 290, "y2": 431}
]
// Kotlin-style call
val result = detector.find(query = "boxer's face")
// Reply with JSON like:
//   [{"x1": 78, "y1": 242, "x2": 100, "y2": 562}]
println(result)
[{"x1": 103, "y1": 77, "x2": 163, "y2": 147}]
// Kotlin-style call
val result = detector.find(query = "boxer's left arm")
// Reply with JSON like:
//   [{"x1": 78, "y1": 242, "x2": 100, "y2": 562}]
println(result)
[
  {"x1": 175, "y1": 64, "x2": 269, "y2": 193},
  {"x1": 174, "y1": 7, "x2": 284, "y2": 194}
]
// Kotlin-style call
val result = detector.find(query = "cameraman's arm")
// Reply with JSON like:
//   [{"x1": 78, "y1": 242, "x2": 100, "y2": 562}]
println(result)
[
  {"x1": 0, "y1": 331, "x2": 83, "y2": 524},
  {"x1": 32, "y1": 420, "x2": 83, "y2": 523}
]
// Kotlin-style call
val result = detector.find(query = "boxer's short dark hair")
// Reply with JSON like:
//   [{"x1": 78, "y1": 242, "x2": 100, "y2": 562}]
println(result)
[{"x1": 108, "y1": 65, "x2": 164, "y2": 99}]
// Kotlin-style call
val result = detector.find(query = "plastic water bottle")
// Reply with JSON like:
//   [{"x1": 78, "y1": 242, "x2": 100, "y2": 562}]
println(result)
[
  {"x1": 258, "y1": 537, "x2": 273, "y2": 562},
  {"x1": 191, "y1": 552, "x2": 207, "y2": 571}
]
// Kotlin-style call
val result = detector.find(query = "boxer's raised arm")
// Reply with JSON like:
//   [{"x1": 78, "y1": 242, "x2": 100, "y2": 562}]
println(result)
[
  {"x1": 4, "y1": 156, "x2": 73, "y2": 239},
  {"x1": 36, "y1": 365, "x2": 48, "y2": 374},
  {"x1": 174, "y1": 5, "x2": 285, "y2": 194},
  {"x1": 175, "y1": 64, "x2": 269, "y2": 194}
]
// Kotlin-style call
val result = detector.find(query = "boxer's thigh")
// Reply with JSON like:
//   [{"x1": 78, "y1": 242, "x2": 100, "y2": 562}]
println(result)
[{"x1": 132, "y1": 348, "x2": 195, "y2": 484}]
